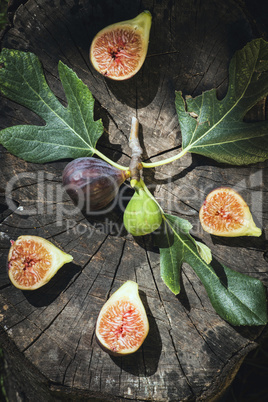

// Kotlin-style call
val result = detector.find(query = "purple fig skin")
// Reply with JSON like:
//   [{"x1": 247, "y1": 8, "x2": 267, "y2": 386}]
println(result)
[{"x1": 62, "y1": 157, "x2": 129, "y2": 212}]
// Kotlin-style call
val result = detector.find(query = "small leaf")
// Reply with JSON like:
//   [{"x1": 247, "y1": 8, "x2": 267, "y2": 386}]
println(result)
[
  {"x1": 0, "y1": 49, "x2": 103, "y2": 163},
  {"x1": 176, "y1": 38, "x2": 268, "y2": 165},
  {"x1": 195, "y1": 241, "x2": 212, "y2": 264},
  {"x1": 164, "y1": 213, "x2": 267, "y2": 326}
]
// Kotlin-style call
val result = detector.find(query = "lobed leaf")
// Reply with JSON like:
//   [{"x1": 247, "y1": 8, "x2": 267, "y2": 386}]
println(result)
[
  {"x1": 161, "y1": 214, "x2": 267, "y2": 326},
  {"x1": 158, "y1": 215, "x2": 212, "y2": 295},
  {"x1": 176, "y1": 38, "x2": 268, "y2": 165},
  {"x1": 158, "y1": 220, "x2": 183, "y2": 294},
  {"x1": 0, "y1": 49, "x2": 103, "y2": 163}
]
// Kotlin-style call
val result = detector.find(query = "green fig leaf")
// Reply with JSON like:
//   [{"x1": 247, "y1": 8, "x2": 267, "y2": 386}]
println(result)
[
  {"x1": 176, "y1": 38, "x2": 268, "y2": 165},
  {"x1": 160, "y1": 214, "x2": 267, "y2": 326},
  {"x1": 195, "y1": 241, "x2": 212, "y2": 264},
  {"x1": 0, "y1": 49, "x2": 103, "y2": 163},
  {"x1": 157, "y1": 220, "x2": 183, "y2": 295},
  {"x1": 157, "y1": 215, "x2": 212, "y2": 294}
]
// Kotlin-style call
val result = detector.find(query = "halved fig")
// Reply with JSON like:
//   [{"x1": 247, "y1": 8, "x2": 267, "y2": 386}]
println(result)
[
  {"x1": 95, "y1": 281, "x2": 149, "y2": 355},
  {"x1": 199, "y1": 187, "x2": 262, "y2": 237},
  {"x1": 8, "y1": 235, "x2": 73, "y2": 290},
  {"x1": 90, "y1": 11, "x2": 152, "y2": 80}
]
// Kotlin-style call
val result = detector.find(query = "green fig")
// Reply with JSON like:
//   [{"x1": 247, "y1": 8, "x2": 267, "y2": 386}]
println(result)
[{"x1": 123, "y1": 180, "x2": 162, "y2": 236}]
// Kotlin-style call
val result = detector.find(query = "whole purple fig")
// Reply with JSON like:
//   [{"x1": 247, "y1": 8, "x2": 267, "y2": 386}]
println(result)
[{"x1": 62, "y1": 157, "x2": 129, "y2": 213}]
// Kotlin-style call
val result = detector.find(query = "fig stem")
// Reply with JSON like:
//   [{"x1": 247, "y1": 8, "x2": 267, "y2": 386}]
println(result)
[
  {"x1": 93, "y1": 148, "x2": 129, "y2": 172},
  {"x1": 141, "y1": 147, "x2": 188, "y2": 168},
  {"x1": 129, "y1": 116, "x2": 143, "y2": 183},
  {"x1": 94, "y1": 116, "x2": 189, "y2": 173},
  {"x1": 129, "y1": 117, "x2": 142, "y2": 156}
]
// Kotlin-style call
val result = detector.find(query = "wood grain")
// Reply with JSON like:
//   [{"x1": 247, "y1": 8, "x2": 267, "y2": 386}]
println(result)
[{"x1": 0, "y1": 0, "x2": 267, "y2": 400}]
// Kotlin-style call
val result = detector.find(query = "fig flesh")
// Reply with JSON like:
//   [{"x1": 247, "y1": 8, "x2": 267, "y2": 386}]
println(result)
[
  {"x1": 123, "y1": 180, "x2": 162, "y2": 236},
  {"x1": 90, "y1": 11, "x2": 152, "y2": 80},
  {"x1": 95, "y1": 281, "x2": 149, "y2": 355},
  {"x1": 8, "y1": 235, "x2": 73, "y2": 290},
  {"x1": 199, "y1": 187, "x2": 261, "y2": 237},
  {"x1": 62, "y1": 157, "x2": 129, "y2": 213}
]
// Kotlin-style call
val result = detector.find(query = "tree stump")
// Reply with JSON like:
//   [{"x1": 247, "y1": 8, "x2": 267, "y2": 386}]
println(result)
[{"x1": 0, "y1": 0, "x2": 267, "y2": 401}]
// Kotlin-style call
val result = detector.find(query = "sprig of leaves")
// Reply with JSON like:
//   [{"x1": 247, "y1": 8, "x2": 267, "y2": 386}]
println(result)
[
  {"x1": 0, "y1": 49, "x2": 103, "y2": 163},
  {"x1": 0, "y1": 43, "x2": 267, "y2": 326}
]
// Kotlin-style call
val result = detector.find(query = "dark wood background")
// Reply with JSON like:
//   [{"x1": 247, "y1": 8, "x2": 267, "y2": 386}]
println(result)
[{"x1": 0, "y1": 0, "x2": 267, "y2": 400}]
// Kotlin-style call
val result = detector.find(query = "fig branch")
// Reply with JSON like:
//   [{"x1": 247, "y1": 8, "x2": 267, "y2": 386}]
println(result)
[
  {"x1": 94, "y1": 115, "x2": 187, "y2": 179},
  {"x1": 128, "y1": 116, "x2": 143, "y2": 186},
  {"x1": 94, "y1": 120, "x2": 187, "y2": 173},
  {"x1": 127, "y1": 117, "x2": 187, "y2": 170},
  {"x1": 93, "y1": 117, "x2": 144, "y2": 177}
]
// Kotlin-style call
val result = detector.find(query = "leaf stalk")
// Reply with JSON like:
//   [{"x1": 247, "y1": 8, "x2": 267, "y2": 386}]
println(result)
[
  {"x1": 93, "y1": 148, "x2": 129, "y2": 172},
  {"x1": 141, "y1": 146, "x2": 188, "y2": 168}
]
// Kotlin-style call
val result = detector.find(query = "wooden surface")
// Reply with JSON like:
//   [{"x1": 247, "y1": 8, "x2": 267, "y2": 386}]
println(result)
[{"x1": 0, "y1": 0, "x2": 267, "y2": 401}]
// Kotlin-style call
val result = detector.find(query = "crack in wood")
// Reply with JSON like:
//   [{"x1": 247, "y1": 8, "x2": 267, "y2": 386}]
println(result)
[
  {"x1": 98, "y1": 140, "x2": 130, "y2": 160},
  {"x1": 150, "y1": 78, "x2": 170, "y2": 138},
  {"x1": 47, "y1": 6, "x2": 93, "y2": 75},
  {"x1": 26, "y1": 1, "x2": 73, "y2": 67},
  {"x1": 107, "y1": 239, "x2": 127, "y2": 298},
  {"x1": 21, "y1": 298, "x2": 75, "y2": 354},
  {"x1": 198, "y1": 341, "x2": 257, "y2": 401},
  {"x1": 61, "y1": 234, "x2": 110, "y2": 293},
  {"x1": 182, "y1": 268, "x2": 207, "y2": 311},
  {"x1": 181, "y1": 310, "x2": 225, "y2": 364},
  {"x1": 167, "y1": 326, "x2": 195, "y2": 396},
  {"x1": 142, "y1": 145, "x2": 182, "y2": 163},
  {"x1": 101, "y1": 104, "x2": 129, "y2": 143}
]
